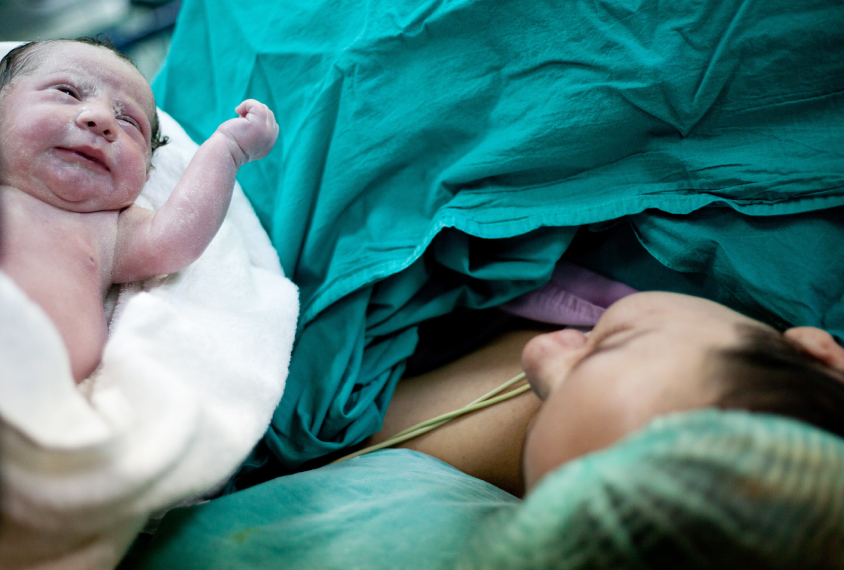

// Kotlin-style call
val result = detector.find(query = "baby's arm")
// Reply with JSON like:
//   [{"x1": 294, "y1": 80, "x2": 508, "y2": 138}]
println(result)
[{"x1": 112, "y1": 100, "x2": 278, "y2": 283}]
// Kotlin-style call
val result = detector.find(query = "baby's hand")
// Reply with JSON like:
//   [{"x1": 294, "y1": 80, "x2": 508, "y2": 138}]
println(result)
[{"x1": 216, "y1": 99, "x2": 279, "y2": 167}]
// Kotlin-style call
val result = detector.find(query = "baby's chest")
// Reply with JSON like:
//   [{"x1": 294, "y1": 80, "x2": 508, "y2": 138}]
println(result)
[{"x1": 1, "y1": 199, "x2": 119, "y2": 290}]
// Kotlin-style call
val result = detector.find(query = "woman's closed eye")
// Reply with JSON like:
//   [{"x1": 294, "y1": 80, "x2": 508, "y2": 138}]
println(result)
[
  {"x1": 590, "y1": 325, "x2": 634, "y2": 351},
  {"x1": 578, "y1": 326, "x2": 654, "y2": 366}
]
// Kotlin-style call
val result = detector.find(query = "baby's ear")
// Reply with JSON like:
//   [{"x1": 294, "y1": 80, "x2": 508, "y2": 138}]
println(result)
[{"x1": 784, "y1": 327, "x2": 844, "y2": 373}]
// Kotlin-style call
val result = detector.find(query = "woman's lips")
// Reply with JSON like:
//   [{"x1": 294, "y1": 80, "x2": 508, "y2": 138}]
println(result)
[{"x1": 55, "y1": 147, "x2": 110, "y2": 172}]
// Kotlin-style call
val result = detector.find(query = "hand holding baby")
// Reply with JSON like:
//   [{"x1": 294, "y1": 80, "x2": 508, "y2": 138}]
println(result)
[{"x1": 215, "y1": 99, "x2": 279, "y2": 168}]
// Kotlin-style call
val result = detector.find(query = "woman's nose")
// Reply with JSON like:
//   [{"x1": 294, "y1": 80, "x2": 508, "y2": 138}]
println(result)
[
  {"x1": 76, "y1": 103, "x2": 117, "y2": 142},
  {"x1": 552, "y1": 328, "x2": 589, "y2": 349},
  {"x1": 522, "y1": 328, "x2": 590, "y2": 400}
]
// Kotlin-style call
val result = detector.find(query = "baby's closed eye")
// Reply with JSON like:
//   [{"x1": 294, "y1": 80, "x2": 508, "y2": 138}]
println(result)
[
  {"x1": 55, "y1": 84, "x2": 80, "y2": 99},
  {"x1": 118, "y1": 115, "x2": 141, "y2": 131}
]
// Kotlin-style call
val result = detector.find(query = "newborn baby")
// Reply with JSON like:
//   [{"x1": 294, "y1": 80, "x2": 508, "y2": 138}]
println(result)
[{"x1": 0, "y1": 38, "x2": 278, "y2": 382}]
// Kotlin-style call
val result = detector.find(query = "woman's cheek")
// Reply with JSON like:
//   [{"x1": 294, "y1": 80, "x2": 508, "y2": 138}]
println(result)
[{"x1": 522, "y1": 389, "x2": 577, "y2": 491}]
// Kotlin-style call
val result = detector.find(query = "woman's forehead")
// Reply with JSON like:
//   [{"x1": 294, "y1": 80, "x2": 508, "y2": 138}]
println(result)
[{"x1": 598, "y1": 291, "x2": 756, "y2": 331}]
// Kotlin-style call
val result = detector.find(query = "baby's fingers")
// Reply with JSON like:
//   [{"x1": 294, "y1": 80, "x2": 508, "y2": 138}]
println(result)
[
  {"x1": 235, "y1": 99, "x2": 255, "y2": 117},
  {"x1": 236, "y1": 99, "x2": 270, "y2": 120},
  {"x1": 236, "y1": 99, "x2": 278, "y2": 136},
  {"x1": 217, "y1": 99, "x2": 279, "y2": 163}
]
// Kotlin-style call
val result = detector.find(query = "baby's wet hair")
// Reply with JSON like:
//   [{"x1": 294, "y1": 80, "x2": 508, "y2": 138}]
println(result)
[
  {"x1": 712, "y1": 324, "x2": 844, "y2": 439},
  {"x1": 0, "y1": 37, "x2": 169, "y2": 155}
]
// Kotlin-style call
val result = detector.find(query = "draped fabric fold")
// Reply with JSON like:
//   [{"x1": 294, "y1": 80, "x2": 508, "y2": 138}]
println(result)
[{"x1": 156, "y1": 0, "x2": 844, "y2": 468}]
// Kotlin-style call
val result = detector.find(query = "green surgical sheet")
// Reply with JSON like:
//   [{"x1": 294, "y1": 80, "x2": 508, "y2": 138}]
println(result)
[
  {"x1": 154, "y1": 0, "x2": 844, "y2": 468},
  {"x1": 123, "y1": 411, "x2": 844, "y2": 569},
  {"x1": 125, "y1": 450, "x2": 518, "y2": 569}
]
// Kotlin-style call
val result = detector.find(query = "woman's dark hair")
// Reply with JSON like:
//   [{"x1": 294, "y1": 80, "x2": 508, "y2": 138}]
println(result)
[
  {"x1": 713, "y1": 324, "x2": 844, "y2": 439},
  {"x1": 0, "y1": 37, "x2": 169, "y2": 154}
]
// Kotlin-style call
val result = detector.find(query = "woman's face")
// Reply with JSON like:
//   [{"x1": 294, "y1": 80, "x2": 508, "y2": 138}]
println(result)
[{"x1": 520, "y1": 291, "x2": 766, "y2": 491}]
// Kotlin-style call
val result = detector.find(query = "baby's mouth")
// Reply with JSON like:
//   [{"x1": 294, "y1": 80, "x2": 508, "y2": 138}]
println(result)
[{"x1": 56, "y1": 147, "x2": 110, "y2": 172}]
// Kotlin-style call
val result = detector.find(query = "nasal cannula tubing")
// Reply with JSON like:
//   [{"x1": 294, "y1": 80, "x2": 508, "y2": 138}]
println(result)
[{"x1": 331, "y1": 372, "x2": 530, "y2": 464}]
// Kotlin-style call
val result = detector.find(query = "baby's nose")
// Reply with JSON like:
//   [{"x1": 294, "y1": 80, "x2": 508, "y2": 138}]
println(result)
[{"x1": 76, "y1": 104, "x2": 117, "y2": 142}]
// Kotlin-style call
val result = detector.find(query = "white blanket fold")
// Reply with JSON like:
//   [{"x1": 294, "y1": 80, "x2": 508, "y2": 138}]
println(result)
[{"x1": 0, "y1": 103, "x2": 298, "y2": 570}]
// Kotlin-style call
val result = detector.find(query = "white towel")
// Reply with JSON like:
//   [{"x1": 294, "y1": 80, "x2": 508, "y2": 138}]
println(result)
[{"x1": 0, "y1": 103, "x2": 298, "y2": 569}]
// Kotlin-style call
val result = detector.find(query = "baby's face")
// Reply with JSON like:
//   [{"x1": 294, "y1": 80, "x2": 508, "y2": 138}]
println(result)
[{"x1": 0, "y1": 42, "x2": 155, "y2": 212}]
